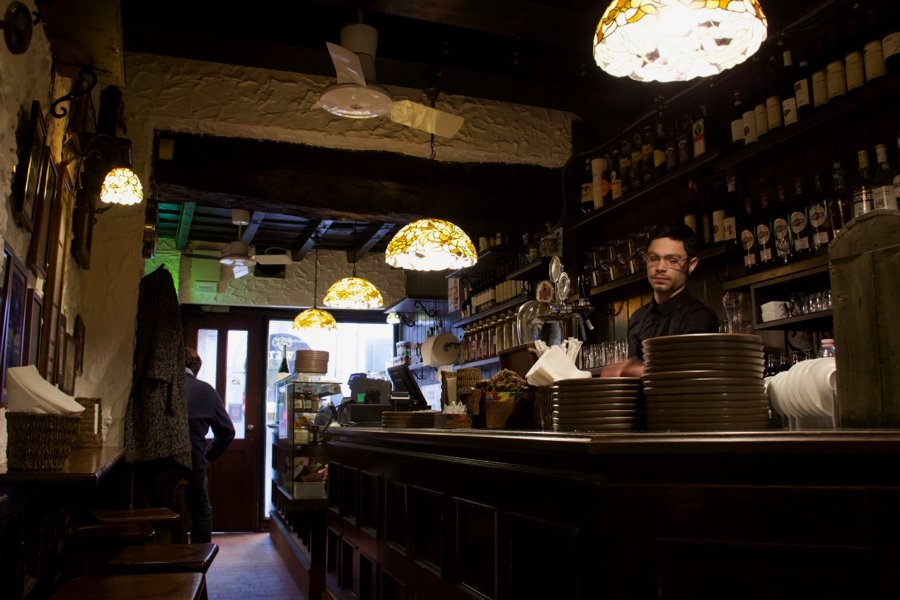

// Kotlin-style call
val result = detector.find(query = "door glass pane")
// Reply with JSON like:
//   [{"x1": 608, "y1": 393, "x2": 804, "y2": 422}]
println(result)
[
  {"x1": 196, "y1": 329, "x2": 218, "y2": 386},
  {"x1": 226, "y1": 330, "x2": 248, "y2": 439}
]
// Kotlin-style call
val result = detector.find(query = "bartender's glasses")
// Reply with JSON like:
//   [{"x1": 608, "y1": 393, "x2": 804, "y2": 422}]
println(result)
[{"x1": 642, "y1": 253, "x2": 688, "y2": 269}]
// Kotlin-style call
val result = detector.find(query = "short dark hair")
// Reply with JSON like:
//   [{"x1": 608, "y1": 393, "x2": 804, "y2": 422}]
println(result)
[
  {"x1": 185, "y1": 347, "x2": 202, "y2": 375},
  {"x1": 646, "y1": 224, "x2": 700, "y2": 258}
]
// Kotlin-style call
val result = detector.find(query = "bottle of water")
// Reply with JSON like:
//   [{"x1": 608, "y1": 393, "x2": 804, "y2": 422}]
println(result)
[{"x1": 817, "y1": 338, "x2": 837, "y2": 358}]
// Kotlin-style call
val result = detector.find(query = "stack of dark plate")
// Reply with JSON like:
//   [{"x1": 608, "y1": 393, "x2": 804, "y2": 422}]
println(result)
[
  {"x1": 295, "y1": 350, "x2": 329, "y2": 374},
  {"x1": 381, "y1": 411, "x2": 437, "y2": 429},
  {"x1": 642, "y1": 333, "x2": 768, "y2": 431},
  {"x1": 551, "y1": 377, "x2": 642, "y2": 432}
]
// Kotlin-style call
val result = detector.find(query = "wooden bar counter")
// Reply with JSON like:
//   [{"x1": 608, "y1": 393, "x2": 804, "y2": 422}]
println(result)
[
  {"x1": 0, "y1": 446, "x2": 126, "y2": 599},
  {"x1": 323, "y1": 428, "x2": 900, "y2": 600}
]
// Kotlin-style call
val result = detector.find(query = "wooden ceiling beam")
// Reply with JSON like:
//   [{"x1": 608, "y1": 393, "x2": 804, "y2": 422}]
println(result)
[
  {"x1": 350, "y1": 222, "x2": 397, "y2": 263},
  {"x1": 241, "y1": 211, "x2": 266, "y2": 244},
  {"x1": 294, "y1": 220, "x2": 335, "y2": 261},
  {"x1": 174, "y1": 202, "x2": 196, "y2": 250}
]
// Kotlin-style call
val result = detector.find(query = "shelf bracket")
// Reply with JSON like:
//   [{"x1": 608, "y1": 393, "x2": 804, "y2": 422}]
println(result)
[{"x1": 413, "y1": 300, "x2": 438, "y2": 318}]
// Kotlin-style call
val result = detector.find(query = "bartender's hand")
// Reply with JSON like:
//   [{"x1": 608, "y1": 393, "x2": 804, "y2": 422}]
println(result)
[{"x1": 619, "y1": 357, "x2": 644, "y2": 377}]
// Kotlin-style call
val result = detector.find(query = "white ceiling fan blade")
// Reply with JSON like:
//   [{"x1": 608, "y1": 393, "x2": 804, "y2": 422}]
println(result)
[
  {"x1": 326, "y1": 42, "x2": 367, "y2": 86},
  {"x1": 389, "y1": 100, "x2": 464, "y2": 138}
]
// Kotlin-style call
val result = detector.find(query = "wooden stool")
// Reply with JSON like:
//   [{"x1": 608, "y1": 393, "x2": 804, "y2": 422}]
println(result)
[
  {"x1": 107, "y1": 543, "x2": 218, "y2": 574},
  {"x1": 63, "y1": 522, "x2": 158, "y2": 578},
  {"x1": 51, "y1": 573, "x2": 205, "y2": 600},
  {"x1": 93, "y1": 508, "x2": 186, "y2": 544}
]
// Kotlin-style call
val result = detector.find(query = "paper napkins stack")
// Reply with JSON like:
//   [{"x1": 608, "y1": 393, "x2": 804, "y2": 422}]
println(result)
[
  {"x1": 6, "y1": 365, "x2": 85, "y2": 415},
  {"x1": 525, "y1": 339, "x2": 591, "y2": 387},
  {"x1": 760, "y1": 301, "x2": 790, "y2": 323}
]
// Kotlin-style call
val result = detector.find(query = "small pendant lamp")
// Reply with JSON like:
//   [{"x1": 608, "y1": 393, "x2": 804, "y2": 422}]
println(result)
[
  {"x1": 292, "y1": 247, "x2": 337, "y2": 330},
  {"x1": 593, "y1": 0, "x2": 768, "y2": 82}
]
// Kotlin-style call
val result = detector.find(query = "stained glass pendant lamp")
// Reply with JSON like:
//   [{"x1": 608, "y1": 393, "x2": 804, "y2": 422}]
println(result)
[
  {"x1": 292, "y1": 247, "x2": 338, "y2": 330},
  {"x1": 384, "y1": 218, "x2": 478, "y2": 271},
  {"x1": 100, "y1": 167, "x2": 143, "y2": 206},
  {"x1": 593, "y1": 0, "x2": 768, "y2": 82},
  {"x1": 323, "y1": 275, "x2": 384, "y2": 309}
]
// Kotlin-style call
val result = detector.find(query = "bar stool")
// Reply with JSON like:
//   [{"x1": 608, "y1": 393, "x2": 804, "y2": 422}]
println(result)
[
  {"x1": 62, "y1": 522, "x2": 158, "y2": 578},
  {"x1": 93, "y1": 507, "x2": 187, "y2": 544},
  {"x1": 50, "y1": 572, "x2": 205, "y2": 600},
  {"x1": 106, "y1": 543, "x2": 218, "y2": 600}
]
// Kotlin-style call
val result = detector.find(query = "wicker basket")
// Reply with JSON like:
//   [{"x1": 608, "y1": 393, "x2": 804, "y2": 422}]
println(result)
[
  {"x1": 73, "y1": 397, "x2": 103, "y2": 448},
  {"x1": 7, "y1": 412, "x2": 81, "y2": 470}
]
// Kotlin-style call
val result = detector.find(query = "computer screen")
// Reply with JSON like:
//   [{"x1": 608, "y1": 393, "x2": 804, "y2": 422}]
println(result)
[{"x1": 386, "y1": 364, "x2": 428, "y2": 408}]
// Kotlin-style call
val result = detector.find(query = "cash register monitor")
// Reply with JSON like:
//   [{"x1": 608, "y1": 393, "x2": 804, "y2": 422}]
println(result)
[{"x1": 386, "y1": 364, "x2": 429, "y2": 409}]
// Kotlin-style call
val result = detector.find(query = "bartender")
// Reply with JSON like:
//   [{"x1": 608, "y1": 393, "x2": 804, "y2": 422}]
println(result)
[{"x1": 611, "y1": 224, "x2": 719, "y2": 377}]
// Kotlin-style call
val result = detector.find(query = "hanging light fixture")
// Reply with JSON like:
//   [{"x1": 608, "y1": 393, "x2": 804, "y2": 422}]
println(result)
[
  {"x1": 323, "y1": 226, "x2": 384, "y2": 309},
  {"x1": 292, "y1": 246, "x2": 337, "y2": 330},
  {"x1": 593, "y1": 0, "x2": 768, "y2": 83},
  {"x1": 384, "y1": 218, "x2": 478, "y2": 271},
  {"x1": 77, "y1": 133, "x2": 145, "y2": 211},
  {"x1": 99, "y1": 167, "x2": 143, "y2": 206}
]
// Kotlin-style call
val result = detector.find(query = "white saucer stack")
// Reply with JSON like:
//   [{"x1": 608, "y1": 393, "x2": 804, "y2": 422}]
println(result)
[{"x1": 641, "y1": 333, "x2": 769, "y2": 431}]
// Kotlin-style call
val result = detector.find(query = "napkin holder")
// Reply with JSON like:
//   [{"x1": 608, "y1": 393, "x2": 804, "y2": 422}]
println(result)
[{"x1": 6, "y1": 412, "x2": 81, "y2": 470}]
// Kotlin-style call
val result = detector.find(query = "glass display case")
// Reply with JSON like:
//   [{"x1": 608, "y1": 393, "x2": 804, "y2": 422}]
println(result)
[{"x1": 273, "y1": 374, "x2": 342, "y2": 500}]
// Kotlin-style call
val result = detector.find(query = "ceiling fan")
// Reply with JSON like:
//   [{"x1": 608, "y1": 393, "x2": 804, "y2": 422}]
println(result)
[
  {"x1": 314, "y1": 23, "x2": 464, "y2": 139},
  {"x1": 219, "y1": 209, "x2": 256, "y2": 279}
]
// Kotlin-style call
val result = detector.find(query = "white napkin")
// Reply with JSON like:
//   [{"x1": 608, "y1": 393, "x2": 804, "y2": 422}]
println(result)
[
  {"x1": 7, "y1": 365, "x2": 85, "y2": 415},
  {"x1": 525, "y1": 345, "x2": 591, "y2": 386}
]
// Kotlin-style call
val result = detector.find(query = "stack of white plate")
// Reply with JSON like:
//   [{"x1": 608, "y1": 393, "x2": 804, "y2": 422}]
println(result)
[
  {"x1": 381, "y1": 410, "x2": 437, "y2": 428},
  {"x1": 551, "y1": 377, "x2": 642, "y2": 432},
  {"x1": 767, "y1": 357, "x2": 836, "y2": 419},
  {"x1": 642, "y1": 333, "x2": 769, "y2": 431}
]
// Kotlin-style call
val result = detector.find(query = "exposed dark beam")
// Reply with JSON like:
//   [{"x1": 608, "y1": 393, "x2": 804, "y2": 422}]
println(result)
[
  {"x1": 294, "y1": 220, "x2": 335, "y2": 261},
  {"x1": 241, "y1": 211, "x2": 266, "y2": 244},
  {"x1": 174, "y1": 202, "x2": 196, "y2": 250},
  {"x1": 350, "y1": 222, "x2": 397, "y2": 263}
]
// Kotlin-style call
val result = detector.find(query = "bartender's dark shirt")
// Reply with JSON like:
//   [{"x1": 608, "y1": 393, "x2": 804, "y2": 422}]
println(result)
[{"x1": 626, "y1": 290, "x2": 719, "y2": 361}]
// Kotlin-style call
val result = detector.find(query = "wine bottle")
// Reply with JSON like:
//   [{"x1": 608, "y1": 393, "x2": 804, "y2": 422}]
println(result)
[
  {"x1": 794, "y1": 56, "x2": 814, "y2": 118},
  {"x1": 692, "y1": 104, "x2": 708, "y2": 159},
  {"x1": 677, "y1": 113, "x2": 692, "y2": 162},
  {"x1": 610, "y1": 149, "x2": 624, "y2": 201},
  {"x1": 711, "y1": 177, "x2": 727, "y2": 244},
  {"x1": 739, "y1": 192, "x2": 759, "y2": 271},
  {"x1": 864, "y1": 1, "x2": 887, "y2": 83},
  {"x1": 825, "y1": 27, "x2": 847, "y2": 102},
  {"x1": 619, "y1": 139, "x2": 632, "y2": 195},
  {"x1": 772, "y1": 181, "x2": 793, "y2": 264},
  {"x1": 885, "y1": 2, "x2": 900, "y2": 75},
  {"x1": 807, "y1": 172, "x2": 833, "y2": 254},
  {"x1": 699, "y1": 182, "x2": 712, "y2": 247},
  {"x1": 872, "y1": 143, "x2": 898, "y2": 210},
  {"x1": 790, "y1": 174, "x2": 813, "y2": 257},
  {"x1": 852, "y1": 149, "x2": 874, "y2": 217},
  {"x1": 684, "y1": 179, "x2": 699, "y2": 236},
  {"x1": 751, "y1": 55, "x2": 770, "y2": 140},
  {"x1": 730, "y1": 91, "x2": 745, "y2": 146},
  {"x1": 782, "y1": 48, "x2": 799, "y2": 126},
  {"x1": 580, "y1": 158, "x2": 594, "y2": 215},
  {"x1": 631, "y1": 131, "x2": 643, "y2": 189},
  {"x1": 811, "y1": 41, "x2": 830, "y2": 110},
  {"x1": 742, "y1": 86, "x2": 759, "y2": 145},
  {"x1": 829, "y1": 161, "x2": 853, "y2": 235},
  {"x1": 723, "y1": 174, "x2": 738, "y2": 248},
  {"x1": 755, "y1": 168, "x2": 775, "y2": 268},
  {"x1": 641, "y1": 125, "x2": 654, "y2": 183},
  {"x1": 664, "y1": 119, "x2": 678, "y2": 171},
  {"x1": 765, "y1": 46, "x2": 783, "y2": 132},
  {"x1": 654, "y1": 113, "x2": 669, "y2": 178},
  {"x1": 591, "y1": 155, "x2": 608, "y2": 211},
  {"x1": 844, "y1": 3, "x2": 866, "y2": 94}
]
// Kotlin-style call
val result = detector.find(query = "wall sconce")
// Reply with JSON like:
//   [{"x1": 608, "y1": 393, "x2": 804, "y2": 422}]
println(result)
[{"x1": 76, "y1": 132, "x2": 143, "y2": 213}]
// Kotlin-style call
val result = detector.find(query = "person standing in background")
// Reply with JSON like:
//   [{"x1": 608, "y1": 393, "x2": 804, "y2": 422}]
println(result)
[{"x1": 184, "y1": 347, "x2": 235, "y2": 544}]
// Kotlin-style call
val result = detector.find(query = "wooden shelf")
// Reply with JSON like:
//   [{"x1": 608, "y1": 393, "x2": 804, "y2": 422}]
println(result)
[
  {"x1": 723, "y1": 254, "x2": 829, "y2": 291},
  {"x1": 573, "y1": 149, "x2": 721, "y2": 230},
  {"x1": 452, "y1": 295, "x2": 528, "y2": 328},
  {"x1": 447, "y1": 245, "x2": 517, "y2": 280},
  {"x1": 384, "y1": 296, "x2": 445, "y2": 314},
  {"x1": 408, "y1": 362, "x2": 436, "y2": 371},
  {"x1": 455, "y1": 356, "x2": 500, "y2": 370},
  {"x1": 506, "y1": 257, "x2": 550, "y2": 280},
  {"x1": 754, "y1": 310, "x2": 832, "y2": 331}
]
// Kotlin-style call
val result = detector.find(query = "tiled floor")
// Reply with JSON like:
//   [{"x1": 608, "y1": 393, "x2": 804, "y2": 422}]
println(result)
[{"x1": 206, "y1": 532, "x2": 302, "y2": 600}]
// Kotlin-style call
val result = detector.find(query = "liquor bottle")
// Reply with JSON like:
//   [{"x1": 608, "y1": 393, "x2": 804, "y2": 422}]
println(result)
[
  {"x1": 844, "y1": 3, "x2": 866, "y2": 94},
  {"x1": 600, "y1": 152, "x2": 614, "y2": 206},
  {"x1": 829, "y1": 161, "x2": 853, "y2": 235},
  {"x1": 772, "y1": 180, "x2": 793, "y2": 264},
  {"x1": 755, "y1": 168, "x2": 775, "y2": 269},
  {"x1": 810, "y1": 41, "x2": 830, "y2": 110},
  {"x1": 723, "y1": 173, "x2": 738, "y2": 249},
  {"x1": 730, "y1": 91, "x2": 745, "y2": 146},
  {"x1": 664, "y1": 119, "x2": 678, "y2": 171},
  {"x1": 781, "y1": 48, "x2": 799, "y2": 126},
  {"x1": 677, "y1": 113, "x2": 692, "y2": 162},
  {"x1": 794, "y1": 57, "x2": 813, "y2": 118},
  {"x1": 825, "y1": 27, "x2": 847, "y2": 102},
  {"x1": 580, "y1": 158, "x2": 594, "y2": 214},
  {"x1": 864, "y1": 2, "x2": 887, "y2": 83},
  {"x1": 852, "y1": 149, "x2": 874, "y2": 218},
  {"x1": 619, "y1": 139, "x2": 632, "y2": 195},
  {"x1": 711, "y1": 177, "x2": 727, "y2": 244},
  {"x1": 641, "y1": 125, "x2": 654, "y2": 183},
  {"x1": 683, "y1": 179, "x2": 699, "y2": 236},
  {"x1": 654, "y1": 112, "x2": 669, "y2": 178},
  {"x1": 692, "y1": 104, "x2": 708, "y2": 159},
  {"x1": 765, "y1": 47, "x2": 784, "y2": 133},
  {"x1": 610, "y1": 149, "x2": 624, "y2": 201},
  {"x1": 751, "y1": 55, "x2": 770, "y2": 140},
  {"x1": 790, "y1": 174, "x2": 813, "y2": 257},
  {"x1": 698, "y1": 181, "x2": 713, "y2": 246},
  {"x1": 885, "y1": 3, "x2": 900, "y2": 75},
  {"x1": 742, "y1": 86, "x2": 759, "y2": 145},
  {"x1": 872, "y1": 143, "x2": 898, "y2": 210},
  {"x1": 807, "y1": 172, "x2": 833, "y2": 254},
  {"x1": 591, "y1": 155, "x2": 609, "y2": 211},
  {"x1": 739, "y1": 193, "x2": 759, "y2": 272},
  {"x1": 631, "y1": 131, "x2": 644, "y2": 189}
]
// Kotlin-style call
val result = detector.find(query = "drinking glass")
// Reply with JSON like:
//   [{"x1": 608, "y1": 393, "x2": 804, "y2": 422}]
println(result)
[{"x1": 722, "y1": 291, "x2": 746, "y2": 333}]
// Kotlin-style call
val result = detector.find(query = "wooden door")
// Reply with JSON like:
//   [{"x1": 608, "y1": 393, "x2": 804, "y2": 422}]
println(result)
[{"x1": 184, "y1": 315, "x2": 262, "y2": 532}]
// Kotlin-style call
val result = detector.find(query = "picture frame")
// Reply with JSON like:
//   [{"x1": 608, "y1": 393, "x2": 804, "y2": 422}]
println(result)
[
  {"x1": 60, "y1": 332, "x2": 76, "y2": 395},
  {"x1": 55, "y1": 312, "x2": 67, "y2": 386},
  {"x1": 74, "y1": 314, "x2": 85, "y2": 375},
  {"x1": 12, "y1": 100, "x2": 46, "y2": 232},
  {"x1": 1, "y1": 250, "x2": 29, "y2": 405},
  {"x1": 26, "y1": 148, "x2": 57, "y2": 276},
  {"x1": 24, "y1": 289, "x2": 42, "y2": 368}
]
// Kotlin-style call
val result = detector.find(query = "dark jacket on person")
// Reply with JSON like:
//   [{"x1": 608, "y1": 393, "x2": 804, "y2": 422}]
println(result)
[
  {"x1": 627, "y1": 290, "x2": 719, "y2": 361},
  {"x1": 185, "y1": 372, "x2": 235, "y2": 472}
]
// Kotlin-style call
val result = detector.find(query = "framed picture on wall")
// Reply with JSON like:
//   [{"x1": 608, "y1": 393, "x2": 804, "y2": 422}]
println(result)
[
  {"x1": 24, "y1": 289, "x2": 42, "y2": 367},
  {"x1": 61, "y1": 333, "x2": 76, "y2": 395},
  {"x1": 74, "y1": 314, "x2": 85, "y2": 375},
  {"x1": 26, "y1": 146, "x2": 58, "y2": 276},
  {"x1": 1, "y1": 250, "x2": 29, "y2": 405},
  {"x1": 11, "y1": 100, "x2": 46, "y2": 232},
  {"x1": 55, "y1": 312, "x2": 67, "y2": 386}
]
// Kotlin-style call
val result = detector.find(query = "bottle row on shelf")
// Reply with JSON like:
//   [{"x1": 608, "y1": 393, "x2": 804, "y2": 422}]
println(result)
[
  {"x1": 578, "y1": 2, "x2": 900, "y2": 217},
  {"x1": 458, "y1": 309, "x2": 519, "y2": 364}
]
